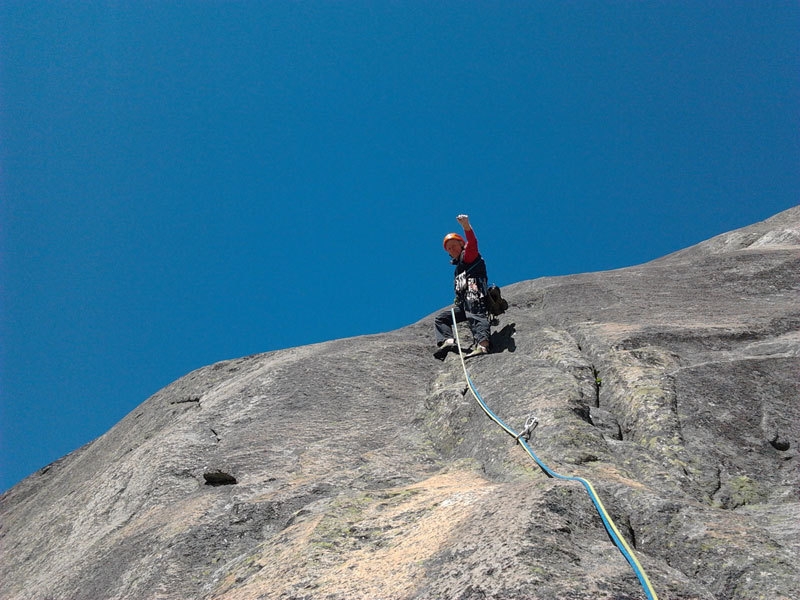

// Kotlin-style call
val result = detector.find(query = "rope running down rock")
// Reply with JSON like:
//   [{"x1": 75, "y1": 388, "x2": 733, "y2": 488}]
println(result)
[{"x1": 450, "y1": 308, "x2": 659, "y2": 600}]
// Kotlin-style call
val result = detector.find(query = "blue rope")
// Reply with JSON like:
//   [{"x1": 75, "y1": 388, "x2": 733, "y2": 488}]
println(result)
[{"x1": 450, "y1": 309, "x2": 659, "y2": 600}]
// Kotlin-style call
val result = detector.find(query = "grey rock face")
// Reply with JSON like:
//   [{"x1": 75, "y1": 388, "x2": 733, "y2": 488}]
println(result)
[{"x1": 1, "y1": 206, "x2": 798, "y2": 600}]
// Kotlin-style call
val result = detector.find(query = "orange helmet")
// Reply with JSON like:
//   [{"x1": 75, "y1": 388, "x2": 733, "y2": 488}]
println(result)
[{"x1": 442, "y1": 233, "x2": 465, "y2": 250}]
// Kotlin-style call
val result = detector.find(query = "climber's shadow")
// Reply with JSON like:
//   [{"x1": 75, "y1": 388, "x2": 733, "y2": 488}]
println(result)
[{"x1": 490, "y1": 322, "x2": 516, "y2": 353}]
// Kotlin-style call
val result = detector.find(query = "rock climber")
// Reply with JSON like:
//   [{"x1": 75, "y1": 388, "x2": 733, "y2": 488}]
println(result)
[{"x1": 434, "y1": 214, "x2": 491, "y2": 358}]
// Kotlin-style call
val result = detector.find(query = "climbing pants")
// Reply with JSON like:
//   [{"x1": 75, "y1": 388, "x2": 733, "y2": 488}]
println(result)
[{"x1": 435, "y1": 305, "x2": 490, "y2": 346}]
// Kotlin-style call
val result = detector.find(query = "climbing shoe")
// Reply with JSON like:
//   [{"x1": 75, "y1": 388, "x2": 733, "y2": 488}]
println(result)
[{"x1": 466, "y1": 344, "x2": 489, "y2": 357}]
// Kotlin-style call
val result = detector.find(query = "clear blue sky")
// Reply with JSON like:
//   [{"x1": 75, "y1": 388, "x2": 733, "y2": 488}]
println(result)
[{"x1": 1, "y1": 2, "x2": 798, "y2": 492}]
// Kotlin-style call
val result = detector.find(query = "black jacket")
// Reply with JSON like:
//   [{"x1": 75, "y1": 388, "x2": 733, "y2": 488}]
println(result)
[{"x1": 452, "y1": 253, "x2": 488, "y2": 312}]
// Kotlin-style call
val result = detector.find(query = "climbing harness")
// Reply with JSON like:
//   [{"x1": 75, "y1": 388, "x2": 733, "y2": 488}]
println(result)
[{"x1": 450, "y1": 308, "x2": 659, "y2": 600}]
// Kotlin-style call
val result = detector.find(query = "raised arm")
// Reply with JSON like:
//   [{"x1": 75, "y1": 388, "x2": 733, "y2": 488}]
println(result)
[{"x1": 457, "y1": 214, "x2": 480, "y2": 263}]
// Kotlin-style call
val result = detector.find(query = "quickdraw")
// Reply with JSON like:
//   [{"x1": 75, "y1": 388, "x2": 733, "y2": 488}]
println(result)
[{"x1": 514, "y1": 415, "x2": 539, "y2": 444}]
